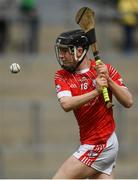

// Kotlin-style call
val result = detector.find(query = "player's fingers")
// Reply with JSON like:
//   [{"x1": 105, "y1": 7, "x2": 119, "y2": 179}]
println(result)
[{"x1": 99, "y1": 73, "x2": 106, "y2": 79}]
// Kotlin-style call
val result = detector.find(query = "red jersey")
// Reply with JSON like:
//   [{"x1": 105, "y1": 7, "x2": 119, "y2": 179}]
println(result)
[{"x1": 55, "y1": 60, "x2": 127, "y2": 145}]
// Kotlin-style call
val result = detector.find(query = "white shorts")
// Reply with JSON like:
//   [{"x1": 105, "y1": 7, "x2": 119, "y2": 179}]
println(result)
[{"x1": 73, "y1": 132, "x2": 119, "y2": 175}]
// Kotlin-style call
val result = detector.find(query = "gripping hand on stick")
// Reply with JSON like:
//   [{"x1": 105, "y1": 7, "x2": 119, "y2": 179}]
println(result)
[{"x1": 75, "y1": 7, "x2": 113, "y2": 108}]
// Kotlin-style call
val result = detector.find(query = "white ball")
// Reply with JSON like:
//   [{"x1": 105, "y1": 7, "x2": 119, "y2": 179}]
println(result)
[{"x1": 10, "y1": 63, "x2": 21, "y2": 73}]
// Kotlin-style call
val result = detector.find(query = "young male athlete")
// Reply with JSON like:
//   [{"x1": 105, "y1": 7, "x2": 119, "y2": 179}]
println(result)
[{"x1": 53, "y1": 29, "x2": 133, "y2": 179}]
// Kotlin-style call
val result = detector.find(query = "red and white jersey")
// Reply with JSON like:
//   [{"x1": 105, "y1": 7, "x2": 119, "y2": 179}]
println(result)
[{"x1": 55, "y1": 60, "x2": 127, "y2": 145}]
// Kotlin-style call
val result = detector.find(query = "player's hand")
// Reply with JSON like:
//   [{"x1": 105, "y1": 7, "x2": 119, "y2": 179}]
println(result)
[
  {"x1": 95, "y1": 62, "x2": 109, "y2": 80},
  {"x1": 96, "y1": 75, "x2": 108, "y2": 93}
]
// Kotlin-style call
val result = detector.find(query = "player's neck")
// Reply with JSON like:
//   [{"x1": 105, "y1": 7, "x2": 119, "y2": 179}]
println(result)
[{"x1": 77, "y1": 58, "x2": 90, "y2": 71}]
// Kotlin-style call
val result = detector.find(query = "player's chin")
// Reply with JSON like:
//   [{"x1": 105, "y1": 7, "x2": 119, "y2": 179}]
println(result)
[
  {"x1": 62, "y1": 64, "x2": 76, "y2": 72},
  {"x1": 63, "y1": 62, "x2": 73, "y2": 66},
  {"x1": 63, "y1": 64, "x2": 74, "y2": 69}
]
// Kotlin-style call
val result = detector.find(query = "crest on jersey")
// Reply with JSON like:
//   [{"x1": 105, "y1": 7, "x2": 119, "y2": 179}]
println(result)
[
  {"x1": 82, "y1": 76, "x2": 87, "y2": 81},
  {"x1": 56, "y1": 85, "x2": 61, "y2": 93},
  {"x1": 78, "y1": 76, "x2": 87, "y2": 82},
  {"x1": 92, "y1": 79, "x2": 96, "y2": 87}
]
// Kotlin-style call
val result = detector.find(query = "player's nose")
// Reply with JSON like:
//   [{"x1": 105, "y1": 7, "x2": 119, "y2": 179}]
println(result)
[{"x1": 59, "y1": 53, "x2": 66, "y2": 60}]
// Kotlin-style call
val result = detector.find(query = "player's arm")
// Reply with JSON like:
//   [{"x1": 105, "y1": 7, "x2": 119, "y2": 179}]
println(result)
[
  {"x1": 107, "y1": 78, "x2": 133, "y2": 108},
  {"x1": 59, "y1": 75, "x2": 107, "y2": 112},
  {"x1": 96, "y1": 62, "x2": 133, "y2": 108},
  {"x1": 59, "y1": 89, "x2": 98, "y2": 112}
]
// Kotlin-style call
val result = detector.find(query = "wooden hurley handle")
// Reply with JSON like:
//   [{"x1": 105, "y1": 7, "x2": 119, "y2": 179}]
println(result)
[{"x1": 75, "y1": 7, "x2": 113, "y2": 108}]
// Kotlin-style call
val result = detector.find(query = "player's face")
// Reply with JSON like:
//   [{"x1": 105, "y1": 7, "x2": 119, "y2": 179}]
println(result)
[
  {"x1": 55, "y1": 45, "x2": 84, "y2": 72},
  {"x1": 58, "y1": 47, "x2": 77, "y2": 67}
]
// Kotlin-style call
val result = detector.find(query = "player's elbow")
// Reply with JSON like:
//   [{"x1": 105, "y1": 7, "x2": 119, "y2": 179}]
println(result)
[
  {"x1": 62, "y1": 107, "x2": 72, "y2": 112},
  {"x1": 118, "y1": 90, "x2": 133, "y2": 108},
  {"x1": 60, "y1": 97, "x2": 73, "y2": 112},
  {"x1": 61, "y1": 103, "x2": 72, "y2": 112},
  {"x1": 124, "y1": 98, "x2": 133, "y2": 108},
  {"x1": 122, "y1": 95, "x2": 133, "y2": 108}
]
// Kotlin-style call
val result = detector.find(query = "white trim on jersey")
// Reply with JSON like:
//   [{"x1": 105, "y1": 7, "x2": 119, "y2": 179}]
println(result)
[
  {"x1": 76, "y1": 68, "x2": 90, "y2": 74},
  {"x1": 57, "y1": 90, "x2": 72, "y2": 99}
]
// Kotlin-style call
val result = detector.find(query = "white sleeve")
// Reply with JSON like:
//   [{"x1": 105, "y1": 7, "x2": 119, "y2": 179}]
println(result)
[{"x1": 57, "y1": 90, "x2": 72, "y2": 99}]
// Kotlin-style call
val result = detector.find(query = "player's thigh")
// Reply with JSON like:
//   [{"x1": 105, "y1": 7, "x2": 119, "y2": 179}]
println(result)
[
  {"x1": 52, "y1": 155, "x2": 97, "y2": 179},
  {"x1": 90, "y1": 169, "x2": 115, "y2": 179}
]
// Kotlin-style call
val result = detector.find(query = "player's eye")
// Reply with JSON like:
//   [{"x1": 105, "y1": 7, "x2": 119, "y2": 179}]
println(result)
[{"x1": 59, "y1": 47, "x2": 69, "y2": 53}]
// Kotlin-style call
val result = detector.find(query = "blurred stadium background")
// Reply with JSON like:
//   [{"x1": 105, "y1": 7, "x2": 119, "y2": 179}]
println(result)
[{"x1": 0, "y1": 0, "x2": 138, "y2": 178}]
